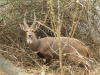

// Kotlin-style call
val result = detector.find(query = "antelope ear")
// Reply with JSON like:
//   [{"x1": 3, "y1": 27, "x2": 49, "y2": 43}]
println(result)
[
  {"x1": 33, "y1": 24, "x2": 40, "y2": 31},
  {"x1": 19, "y1": 24, "x2": 26, "y2": 31}
]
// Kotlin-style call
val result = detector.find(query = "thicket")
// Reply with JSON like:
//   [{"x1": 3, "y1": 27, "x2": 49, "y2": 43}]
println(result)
[{"x1": 0, "y1": 0, "x2": 100, "y2": 75}]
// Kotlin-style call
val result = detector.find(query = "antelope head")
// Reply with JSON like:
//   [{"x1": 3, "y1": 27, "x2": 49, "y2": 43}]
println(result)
[{"x1": 19, "y1": 13, "x2": 40, "y2": 44}]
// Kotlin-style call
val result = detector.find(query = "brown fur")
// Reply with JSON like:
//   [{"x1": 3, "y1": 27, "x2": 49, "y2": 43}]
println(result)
[
  {"x1": 34, "y1": 37, "x2": 89, "y2": 63},
  {"x1": 28, "y1": 37, "x2": 90, "y2": 66}
]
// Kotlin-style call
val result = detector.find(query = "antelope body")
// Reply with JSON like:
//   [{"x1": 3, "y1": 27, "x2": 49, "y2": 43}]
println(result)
[{"x1": 19, "y1": 13, "x2": 90, "y2": 68}]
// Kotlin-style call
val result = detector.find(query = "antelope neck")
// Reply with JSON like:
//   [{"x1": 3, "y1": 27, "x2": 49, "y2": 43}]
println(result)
[{"x1": 28, "y1": 36, "x2": 40, "y2": 51}]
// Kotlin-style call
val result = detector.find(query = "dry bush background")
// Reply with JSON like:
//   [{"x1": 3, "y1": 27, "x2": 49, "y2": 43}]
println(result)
[{"x1": 0, "y1": 0, "x2": 100, "y2": 75}]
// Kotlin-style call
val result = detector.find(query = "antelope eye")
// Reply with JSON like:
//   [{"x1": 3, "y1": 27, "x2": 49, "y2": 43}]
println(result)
[{"x1": 32, "y1": 30, "x2": 34, "y2": 32}]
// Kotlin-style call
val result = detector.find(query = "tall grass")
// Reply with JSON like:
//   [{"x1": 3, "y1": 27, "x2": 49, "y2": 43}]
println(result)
[
  {"x1": 47, "y1": 0, "x2": 63, "y2": 75},
  {"x1": 0, "y1": 0, "x2": 100, "y2": 75},
  {"x1": 47, "y1": 0, "x2": 57, "y2": 36},
  {"x1": 57, "y1": 0, "x2": 63, "y2": 75},
  {"x1": 69, "y1": 1, "x2": 79, "y2": 37}
]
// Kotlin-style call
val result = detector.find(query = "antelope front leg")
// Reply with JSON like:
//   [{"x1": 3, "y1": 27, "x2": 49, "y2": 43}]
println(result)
[
  {"x1": 43, "y1": 59, "x2": 46, "y2": 63},
  {"x1": 37, "y1": 52, "x2": 51, "y2": 65},
  {"x1": 44, "y1": 55, "x2": 52, "y2": 65},
  {"x1": 37, "y1": 52, "x2": 44, "y2": 58}
]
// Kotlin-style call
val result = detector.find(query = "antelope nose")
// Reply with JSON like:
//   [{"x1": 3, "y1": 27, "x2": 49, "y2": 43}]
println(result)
[{"x1": 29, "y1": 35, "x2": 32, "y2": 37}]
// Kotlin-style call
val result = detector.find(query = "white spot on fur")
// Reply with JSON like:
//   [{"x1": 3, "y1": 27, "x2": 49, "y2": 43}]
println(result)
[
  {"x1": 27, "y1": 38, "x2": 33, "y2": 44},
  {"x1": 43, "y1": 59, "x2": 46, "y2": 63}
]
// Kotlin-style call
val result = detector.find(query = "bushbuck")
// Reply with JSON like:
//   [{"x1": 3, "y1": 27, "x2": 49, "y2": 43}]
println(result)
[{"x1": 19, "y1": 13, "x2": 91, "y2": 69}]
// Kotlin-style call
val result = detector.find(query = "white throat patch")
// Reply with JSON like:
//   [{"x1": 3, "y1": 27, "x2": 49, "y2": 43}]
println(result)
[{"x1": 27, "y1": 38, "x2": 33, "y2": 44}]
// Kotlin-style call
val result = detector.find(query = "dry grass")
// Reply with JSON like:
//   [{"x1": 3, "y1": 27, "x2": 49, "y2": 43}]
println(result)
[
  {"x1": 0, "y1": 70, "x2": 6, "y2": 75},
  {"x1": 0, "y1": 0, "x2": 100, "y2": 75}
]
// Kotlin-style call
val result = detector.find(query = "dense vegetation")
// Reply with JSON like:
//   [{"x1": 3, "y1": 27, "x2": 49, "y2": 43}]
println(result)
[{"x1": 0, "y1": 0, "x2": 100, "y2": 75}]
